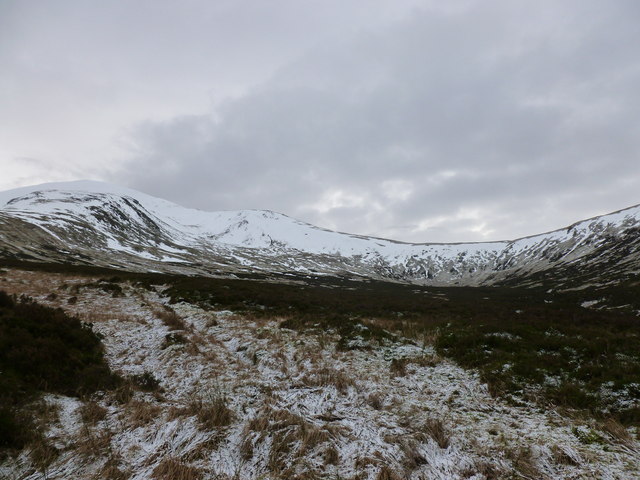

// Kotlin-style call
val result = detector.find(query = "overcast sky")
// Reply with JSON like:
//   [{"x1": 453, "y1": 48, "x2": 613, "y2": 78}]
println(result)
[{"x1": 2, "y1": 0, "x2": 640, "y2": 243}]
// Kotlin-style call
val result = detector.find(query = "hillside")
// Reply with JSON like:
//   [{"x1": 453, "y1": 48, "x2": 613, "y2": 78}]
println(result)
[
  {"x1": 0, "y1": 266, "x2": 638, "y2": 479},
  {"x1": 2, "y1": 181, "x2": 640, "y2": 287}
]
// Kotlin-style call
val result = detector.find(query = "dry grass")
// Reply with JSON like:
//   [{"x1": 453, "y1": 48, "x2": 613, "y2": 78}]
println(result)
[
  {"x1": 126, "y1": 400, "x2": 162, "y2": 428},
  {"x1": 366, "y1": 391, "x2": 384, "y2": 410},
  {"x1": 550, "y1": 444, "x2": 581, "y2": 466},
  {"x1": 113, "y1": 382, "x2": 134, "y2": 404},
  {"x1": 369, "y1": 317, "x2": 439, "y2": 345},
  {"x1": 272, "y1": 350, "x2": 289, "y2": 375},
  {"x1": 32, "y1": 398, "x2": 61, "y2": 426},
  {"x1": 422, "y1": 417, "x2": 450, "y2": 449},
  {"x1": 354, "y1": 456, "x2": 381, "y2": 470},
  {"x1": 95, "y1": 455, "x2": 130, "y2": 480},
  {"x1": 460, "y1": 459, "x2": 502, "y2": 479},
  {"x1": 240, "y1": 435, "x2": 254, "y2": 460},
  {"x1": 400, "y1": 439, "x2": 427, "y2": 470},
  {"x1": 82, "y1": 309, "x2": 134, "y2": 323},
  {"x1": 183, "y1": 435, "x2": 221, "y2": 461},
  {"x1": 80, "y1": 401, "x2": 108, "y2": 425},
  {"x1": 299, "y1": 423, "x2": 330, "y2": 454},
  {"x1": 389, "y1": 358, "x2": 407, "y2": 377},
  {"x1": 190, "y1": 331, "x2": 208, "y2": 347},
  {"x1": 76, "y1": 426, "x2": 113, "y2": 457},
  {"x1": 324, "y1": 445, "x2": 340, "y2": 465},
  {"x1": 601, "y1": 418, "x2": 637, "y2": 450},
  {"x1": 245, "y1": 406, "x2": 330, "y2": 473},
  {"x1": 154, "y1": 305, "x2": 187, "y2": 330},
  {"x1": 0, "y1": 269, "x2": 71, "y2": 300},
  {"x1": 151, "y1": 457, "x2": 202, "y2": 480},
  {"x1": 390, "y1": 355, "x2": 440, "y2": 377},
  {"x1": 254, "y1": 326, "x2": 282, "y2": 340},
  {"x1": 185, "y1": 340, "x2": 202, "y2": 356},
  {"x1": 131, "y1": 371, "x2": 161, "y2": 392},
  {"x1": 301, "y1": 366, "x2": 356, "y2": 394},
  {"x1": 375, "y1": 466, "x2": 403, "y2": 480},
  {"x1": 246, "y1": 408, "x2": 309, "y2": 435},
  {"x1": 29, "y1": 437, "x2": 59, "y2": 472},
  {"x1": 267, "y1": 426, "x2": 330, "y2": 473},
  {"x1": 506, "y1": 447, "x2": 546, "y2": 480},
  {"x1": 185, "y1": 392, "x2": 234, "y2": 430},
  {"x1": 205, "y1": 315, "x2": 219, "y2": 327},
  {"x1": 268, "y1": 430, "x2": 295, "y2": 473}
]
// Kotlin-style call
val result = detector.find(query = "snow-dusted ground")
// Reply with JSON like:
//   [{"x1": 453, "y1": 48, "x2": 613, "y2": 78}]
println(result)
[{"x1": 1, "y1": 268, "x2": 639, "y2": 479}]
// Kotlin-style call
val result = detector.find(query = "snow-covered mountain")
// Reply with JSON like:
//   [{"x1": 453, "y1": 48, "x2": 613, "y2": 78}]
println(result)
[{"x1": 1, "y1": 180, "x2": 639, "y2": 287}]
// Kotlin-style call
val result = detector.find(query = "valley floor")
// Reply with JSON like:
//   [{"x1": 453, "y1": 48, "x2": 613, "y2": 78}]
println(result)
[{"x1": 1, "y1": 268, "x2": 639, "y2": 479}]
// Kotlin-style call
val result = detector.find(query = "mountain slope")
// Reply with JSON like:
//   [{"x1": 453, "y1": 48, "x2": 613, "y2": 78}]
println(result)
[{"x1": 1, "y1": 180, "x2": 640, "y2": 287}]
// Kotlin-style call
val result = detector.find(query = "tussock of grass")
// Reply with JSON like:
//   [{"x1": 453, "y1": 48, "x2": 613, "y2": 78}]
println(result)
[
  {"x1": 391, "y1": 354, "x2": 440, "y2": 377},
  {"x1": 151, "y1": 457, "x2": 202, "y2": 480},
  {"x1": 366, "y1": 391, "x2": 384, "y2": 410},
  {"x1": 239, "y1": 436, "x2": 254, "y2": 461},
  {"x1": 79, "y1": 401, "x2": 107, "y2": 425},
  {"x1": 162, "y1": 332, "x2": 188, "y2": 349},
  {"x1": 301, "y1": 366, "x2": 356, "y2": 394},
  {"x1": 375, "y1": 465, "x2": 404, "y2": 480},
  {"x1": 244, "y1": 406, "x2": 330, "y2": 473},
  {"x1": 281, "y1": 315, "x2": 396, "y2": 351},
  {"x1": 461, "y1": 460, "x2": 502, "y2": 479},
  {"x1": 550, "y1": 444, "x2": 581, "y2": 466},
  {"x1": 113, "y1": 382, "x2": 134, "y2": 404},
  {"x1": 572, "y1": 426, "x2": 606, "y2": 446},
  {"x1": 390, "y1": 358, "x2": 407, "y2": 377},
  {"x1": 506, "y1": 446, "x2": 545, "y2": 479},
  {"x1": 400, "y1": 439, "x2": 427, "y2": 469},
  {"x1": 422, "y1": 418, "x2": 450, "y2": 449},
  {"x1": 154, "y1": 305, "x2": 186, "y2": 330},
  {"x1": 126, "y1": 400, "x2": 162, "y2": 428},
  {"x1": 76, "y1": 426, "x2": 113, "y2": 458},
  {"x1": 183, "y1": 392, "x2": 234, "y2": 430},
  {"x1": 324, "y1": 445, "x2": 340, "y2": 465},
  {"x1": 98, "y1": 455, "x2": 130, "y2": 480},
  {"x1": 601, "y1": 418, "x2": 636, "y2": 450},
  {"x1": 29, "y1": 436, "x2": 59, "y2": 472}
]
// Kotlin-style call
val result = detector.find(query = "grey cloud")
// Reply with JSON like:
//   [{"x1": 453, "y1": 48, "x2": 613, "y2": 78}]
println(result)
[
  {"x1": 102, "y1": 1, "x2": 640, "y2": 242},
  {"x1": 1, "y1": 0, "x2": 426, "y2": 189}
]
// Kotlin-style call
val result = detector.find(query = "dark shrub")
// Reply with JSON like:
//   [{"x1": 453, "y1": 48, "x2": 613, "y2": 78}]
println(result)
[
  {"x1": 132, "y1": 371, "x2": 161, "y2": 391},
  {"x1": 0, "y1": 291, "x2": 118, "y2": 450},
  {"x1": 162, "y1": 332, "x2": 187, "y2": 348},
  {"x1": 0, "y1": 406, "x2": 32, "y2": 449},
  {"x1": 0, "y1": 291, "x2": 13, "y2": 308}
]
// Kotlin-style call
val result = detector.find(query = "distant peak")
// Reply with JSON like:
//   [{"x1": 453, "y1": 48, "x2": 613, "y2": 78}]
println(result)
[{"x1": 0, "y1": 180, "x2": 174, "y2": 210}]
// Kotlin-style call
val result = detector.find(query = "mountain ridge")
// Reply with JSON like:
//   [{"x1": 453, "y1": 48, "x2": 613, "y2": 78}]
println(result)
[
  {"x1": 6, "y1": 179, "x2": 640, "y2": 245},
  {"x1": 1, "y1": 180, "x2": 640, "y2": 287}
]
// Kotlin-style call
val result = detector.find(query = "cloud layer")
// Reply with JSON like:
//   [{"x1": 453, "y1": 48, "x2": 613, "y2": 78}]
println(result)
[{"x1": 3, "y1": 1, "x2": 640, "y2": 242}]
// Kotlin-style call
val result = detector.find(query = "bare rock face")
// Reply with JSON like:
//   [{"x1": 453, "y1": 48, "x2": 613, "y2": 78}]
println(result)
[{"x1": 2, "y1": 180, "x2": 640, "y2": 288}]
